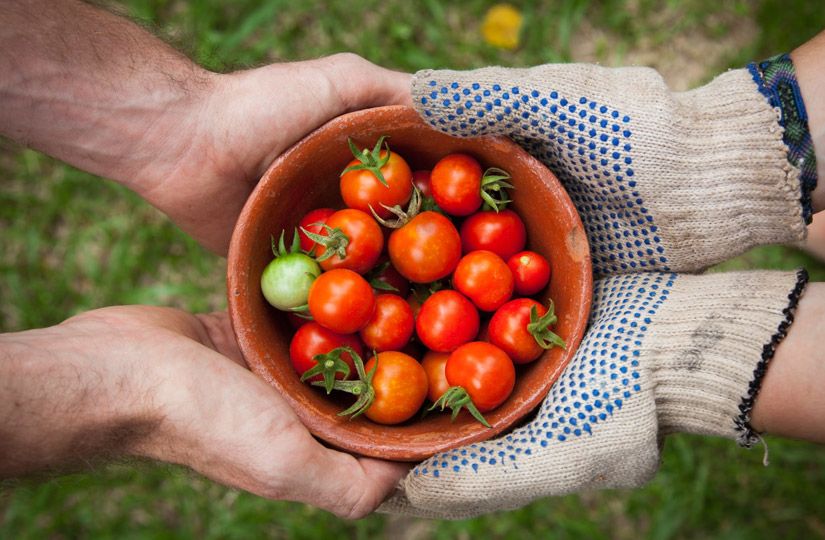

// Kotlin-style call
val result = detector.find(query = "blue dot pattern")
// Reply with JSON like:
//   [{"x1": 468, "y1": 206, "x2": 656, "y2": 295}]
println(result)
[
  {"x1": 412, "y1": 272, "x2": 676, "y2": 478},
  {"x1": 420, "y1": 80, "x2": 670, "y2": 275}
]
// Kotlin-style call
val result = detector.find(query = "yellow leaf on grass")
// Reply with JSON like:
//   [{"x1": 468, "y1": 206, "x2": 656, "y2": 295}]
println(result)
[{"x1": 482, "y1": 4, "x2": 523, "y2": 50}]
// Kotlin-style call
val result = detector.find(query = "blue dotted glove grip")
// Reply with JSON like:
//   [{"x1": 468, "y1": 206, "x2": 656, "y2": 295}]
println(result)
[
  {"x1": 420, "y1": 78, "x2": 669, "y2": 276},
  {"x1": 414, "y1": 272, "x2": 675, "y2": 479}
]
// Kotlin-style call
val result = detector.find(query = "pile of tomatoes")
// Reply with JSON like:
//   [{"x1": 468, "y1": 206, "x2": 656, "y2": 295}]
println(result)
[{"x1": 261, "y1": 136, "x2": 564, "y2": 427}]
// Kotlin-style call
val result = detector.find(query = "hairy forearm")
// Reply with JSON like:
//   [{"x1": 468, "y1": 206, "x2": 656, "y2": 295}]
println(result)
[
  {"x1": 0, "y1": 324, "x2": 158, "y2": 477},
  {"x1": 751, "y1": 282, "x2": 825, "y2": 443},
  {"x1": 0, "y1": 0, "x2": 214, "y2": 193}
]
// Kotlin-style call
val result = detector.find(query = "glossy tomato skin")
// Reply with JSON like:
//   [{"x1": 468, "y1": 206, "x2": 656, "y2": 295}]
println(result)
[
  {"x1": 320, "y1": 208, "x2": 383, "y2": 274},
  {"x1": 364, "y1": 352, "x2": 428, "y2": 425},
  {"x1": 298, "y1": 207, "x2": 335, "y2": 255},
  {"x1": 430, "y1": 154, "x2": 483, "y2": 216},
  {"x1": 488, "y1": 298, "x2": 547, "y2": 364},
  {"x1": 341, "y1": 150, "x2": 412, "y2": 218},
  {"x1": 289, "y1": 322, "x2": 362, "y2": 381},
  {"x1": 446, "y1": 341, "x2": 515, "y2": 412},
  {"x1": 452, "y1": 250, "x2": 514, "y2": 312},
  {"x1": 388, "y1": 211, "x2": 461, "y2": 283},
  {"x1": 460, "y1": 209, "x2": 527, "y2": 260},
  {"x1": 421, "y1": 350, "x2": 451, "y2": 403},
  {"x1": 507, "y1": 251, "x2": 551, "y2": 296},
  {"x1": 416, "y1": 290, "x2": 479, "y2": 352},
  {"x1": 412, "y1": 170, "x2": 432, "y2": 198},
  {"x1": 260, "y1": 252, "x2": 321, "y2": 310},
  {"x1": 359, "y1": 294, "x2": 415, "y2": 352},
  {"x1": 308, "y1": 269, "x2": 375, "y2": 334}
]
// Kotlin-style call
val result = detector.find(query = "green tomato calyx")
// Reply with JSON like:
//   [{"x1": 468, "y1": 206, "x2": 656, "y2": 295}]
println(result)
[
  {"x1": 311, "y1": 348, "x2": 377, "y2": 419},
  {"x1": 300, "y1": 224, "x2": 350, "y2": 263},
  {"x1": 341, "y1": 135, "x2": 392, "y2": 187},
  {"x1": 271, "y1": 228, "x2": 303, "y2": 258},
  {"x1": 428, "y1": 386, "x2": 491, "y2": 428},
  {"x1": 526, "y1": 301, "x2": 567, "y2": 350},
  {"x1": 480, "y1": 167, "x2": 514, "y2": 212},
  {"x1": 301, "y1": 346, "x2": 354, "y2": 394}
]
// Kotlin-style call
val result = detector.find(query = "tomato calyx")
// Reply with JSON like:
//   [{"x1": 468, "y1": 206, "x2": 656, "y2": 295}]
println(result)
[
  {"x1": 429, "y1": 386, "x2": 491, "y2": 428},
  {"x1": 271, "y1": 228, "x2": 303, "y2": 257},
  {"x1": 526, "y1": 301, "x2": 567, "y2": 350},
  {"x1": 300, "y1": 346, "x2": 353, "y2": 394},
  {"x1": 480, "y1": 167, "x2": 514, "y2": 212},
  {"x1": 311, "y1": 348, "x2": 377, "y2": 419},
  {"x1": 370, "y1": 185, "x2": 422, "y2": 228},
  {"x1": 341, "y1": 136, "x2": 392, "y2": 187},
  {"x1": 300, "y1": 223, "x2": 350, "y2": 263}
]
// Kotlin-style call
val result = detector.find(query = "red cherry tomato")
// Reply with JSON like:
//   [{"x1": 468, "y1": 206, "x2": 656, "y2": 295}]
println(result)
[
  {"x1": 363, "y1": 352, "x2": 428, "y2": 424},
  {"x1": 298, "y1": 207, "x2": 335, "y2": 256},
  {"x1": 416, "y1": 290, "x2": 479, "y2": 352},
  {"x1": 507, "y1": 251, "x2": 551, "y2": 296},
  {"x1": 388, "y1": 211, "x2": 461, "y2": 283},
  {"x1": 341, "y1": 149, "x2": 412, "y2": 218},
  {"x1": 430, "y1": 153, "x2": 483, "y2": 216},
  {"x1": 421, "y1": 350, "x2": 451, "y2": 403},
  {"x1": 308, "y1": 269, "x2": 375, "y2": 334},
  {"x1": 460, "y1": 209, "x2": 526, "y2": 260},
  {"x1": 488, "y1": 298, "x2": 564, "y2": 364},
  {"x1": 318, "y1": 208, "x2": 383, "y2": 274},
  {"x1": 412, "y1": 170, "x2": 432, "y2": 198},
  {"x1": 289, "y1": 322, "x2": 362, "y2": 381},
  {"x1": 359, "y1": 294, "x2": 415, "y2": 352},
  {"x1": 452, "y1": 250, "x2": 514, "y2": 312},
  {"x1": 487, "y1": 298, "x2": 547, "y2": 364},
  {"x1": 447, "y1": 341, "x2": 515, "y2": 412}
]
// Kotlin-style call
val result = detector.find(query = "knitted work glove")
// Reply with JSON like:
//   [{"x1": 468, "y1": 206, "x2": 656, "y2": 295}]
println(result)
[
  {"x1": 412, "y1": 57, "x2": 817, "y2": 276},
  {"x1": 380, "y1": 270, "x2": 807, "y2": 519}
]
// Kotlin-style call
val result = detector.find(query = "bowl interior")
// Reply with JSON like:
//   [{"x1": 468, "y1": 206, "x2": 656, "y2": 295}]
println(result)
[{"x1": 227, "y1": 106, "x2": 591, "y2": 461}]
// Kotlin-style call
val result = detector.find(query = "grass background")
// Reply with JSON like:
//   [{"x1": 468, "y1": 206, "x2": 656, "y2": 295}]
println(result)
[{"x1": 2, "y1": 0, "x2": 825, "y2": 538}]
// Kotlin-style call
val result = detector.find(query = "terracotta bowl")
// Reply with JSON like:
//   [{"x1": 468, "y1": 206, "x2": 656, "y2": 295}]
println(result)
[{"x1": 227, "y1": 105, "x2": 592, "y2": 462}]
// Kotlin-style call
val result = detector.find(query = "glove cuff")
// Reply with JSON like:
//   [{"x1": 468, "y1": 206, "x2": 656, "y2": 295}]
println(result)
[{"x1": 651, "y1": 269, "x2": 809, "y2": 443}]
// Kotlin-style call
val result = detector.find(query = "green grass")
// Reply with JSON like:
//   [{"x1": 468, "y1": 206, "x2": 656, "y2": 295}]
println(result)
[{"x1": 3, "y1": 0, "x2": 825, "y2": 538}]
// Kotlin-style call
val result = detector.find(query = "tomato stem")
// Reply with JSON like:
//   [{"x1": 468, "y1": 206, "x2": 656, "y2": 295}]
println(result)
[
  {"x1": 300, "y1": 224, "x2": 350, "y2": 263},
  {"x1": 526, "y1": 301, "x2": 567, "y2": 350},
  {"x1": 300, "y1": 346, "x2": 354, "y2": 394},
  {"x1": 341, "y1": 136, "x2": 392, "y2": 187},
  {"x1": 271, "y1": 229, "x2": 303, "y2": 257},
  {"x1": 369, "y1": 186, "x2": 422, "y2": 229},
  {"x1": 428, "y1": 386, "x2": 491, "y2": 428},
  {"x1": 311, "y1": 348, "x2": 378, "y2": 419},
  {"x1": 480, "y1": 167, "x2": 514, "y2": 212}
]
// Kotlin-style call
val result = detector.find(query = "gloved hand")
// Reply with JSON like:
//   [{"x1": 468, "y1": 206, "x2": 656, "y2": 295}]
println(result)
[
  {"x1": 380, "y1": 58, "x2": 817, "y2": 518},
  {"x1": 410, "y1": 59, "x2": 815, "y2": 276},
  {"x1": 381, "y1": 269, "x2": 807, "y2": 518}
]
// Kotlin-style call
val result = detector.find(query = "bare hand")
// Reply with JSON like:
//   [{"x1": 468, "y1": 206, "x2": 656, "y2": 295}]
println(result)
[{"x1": 1, "y1": 306, "x2": 409, "y2": 519}]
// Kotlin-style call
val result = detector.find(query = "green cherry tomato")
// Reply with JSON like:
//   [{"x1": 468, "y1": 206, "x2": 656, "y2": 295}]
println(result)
[{"x1": 261, "y1": 231, "x2": 321, "y2": 310}]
